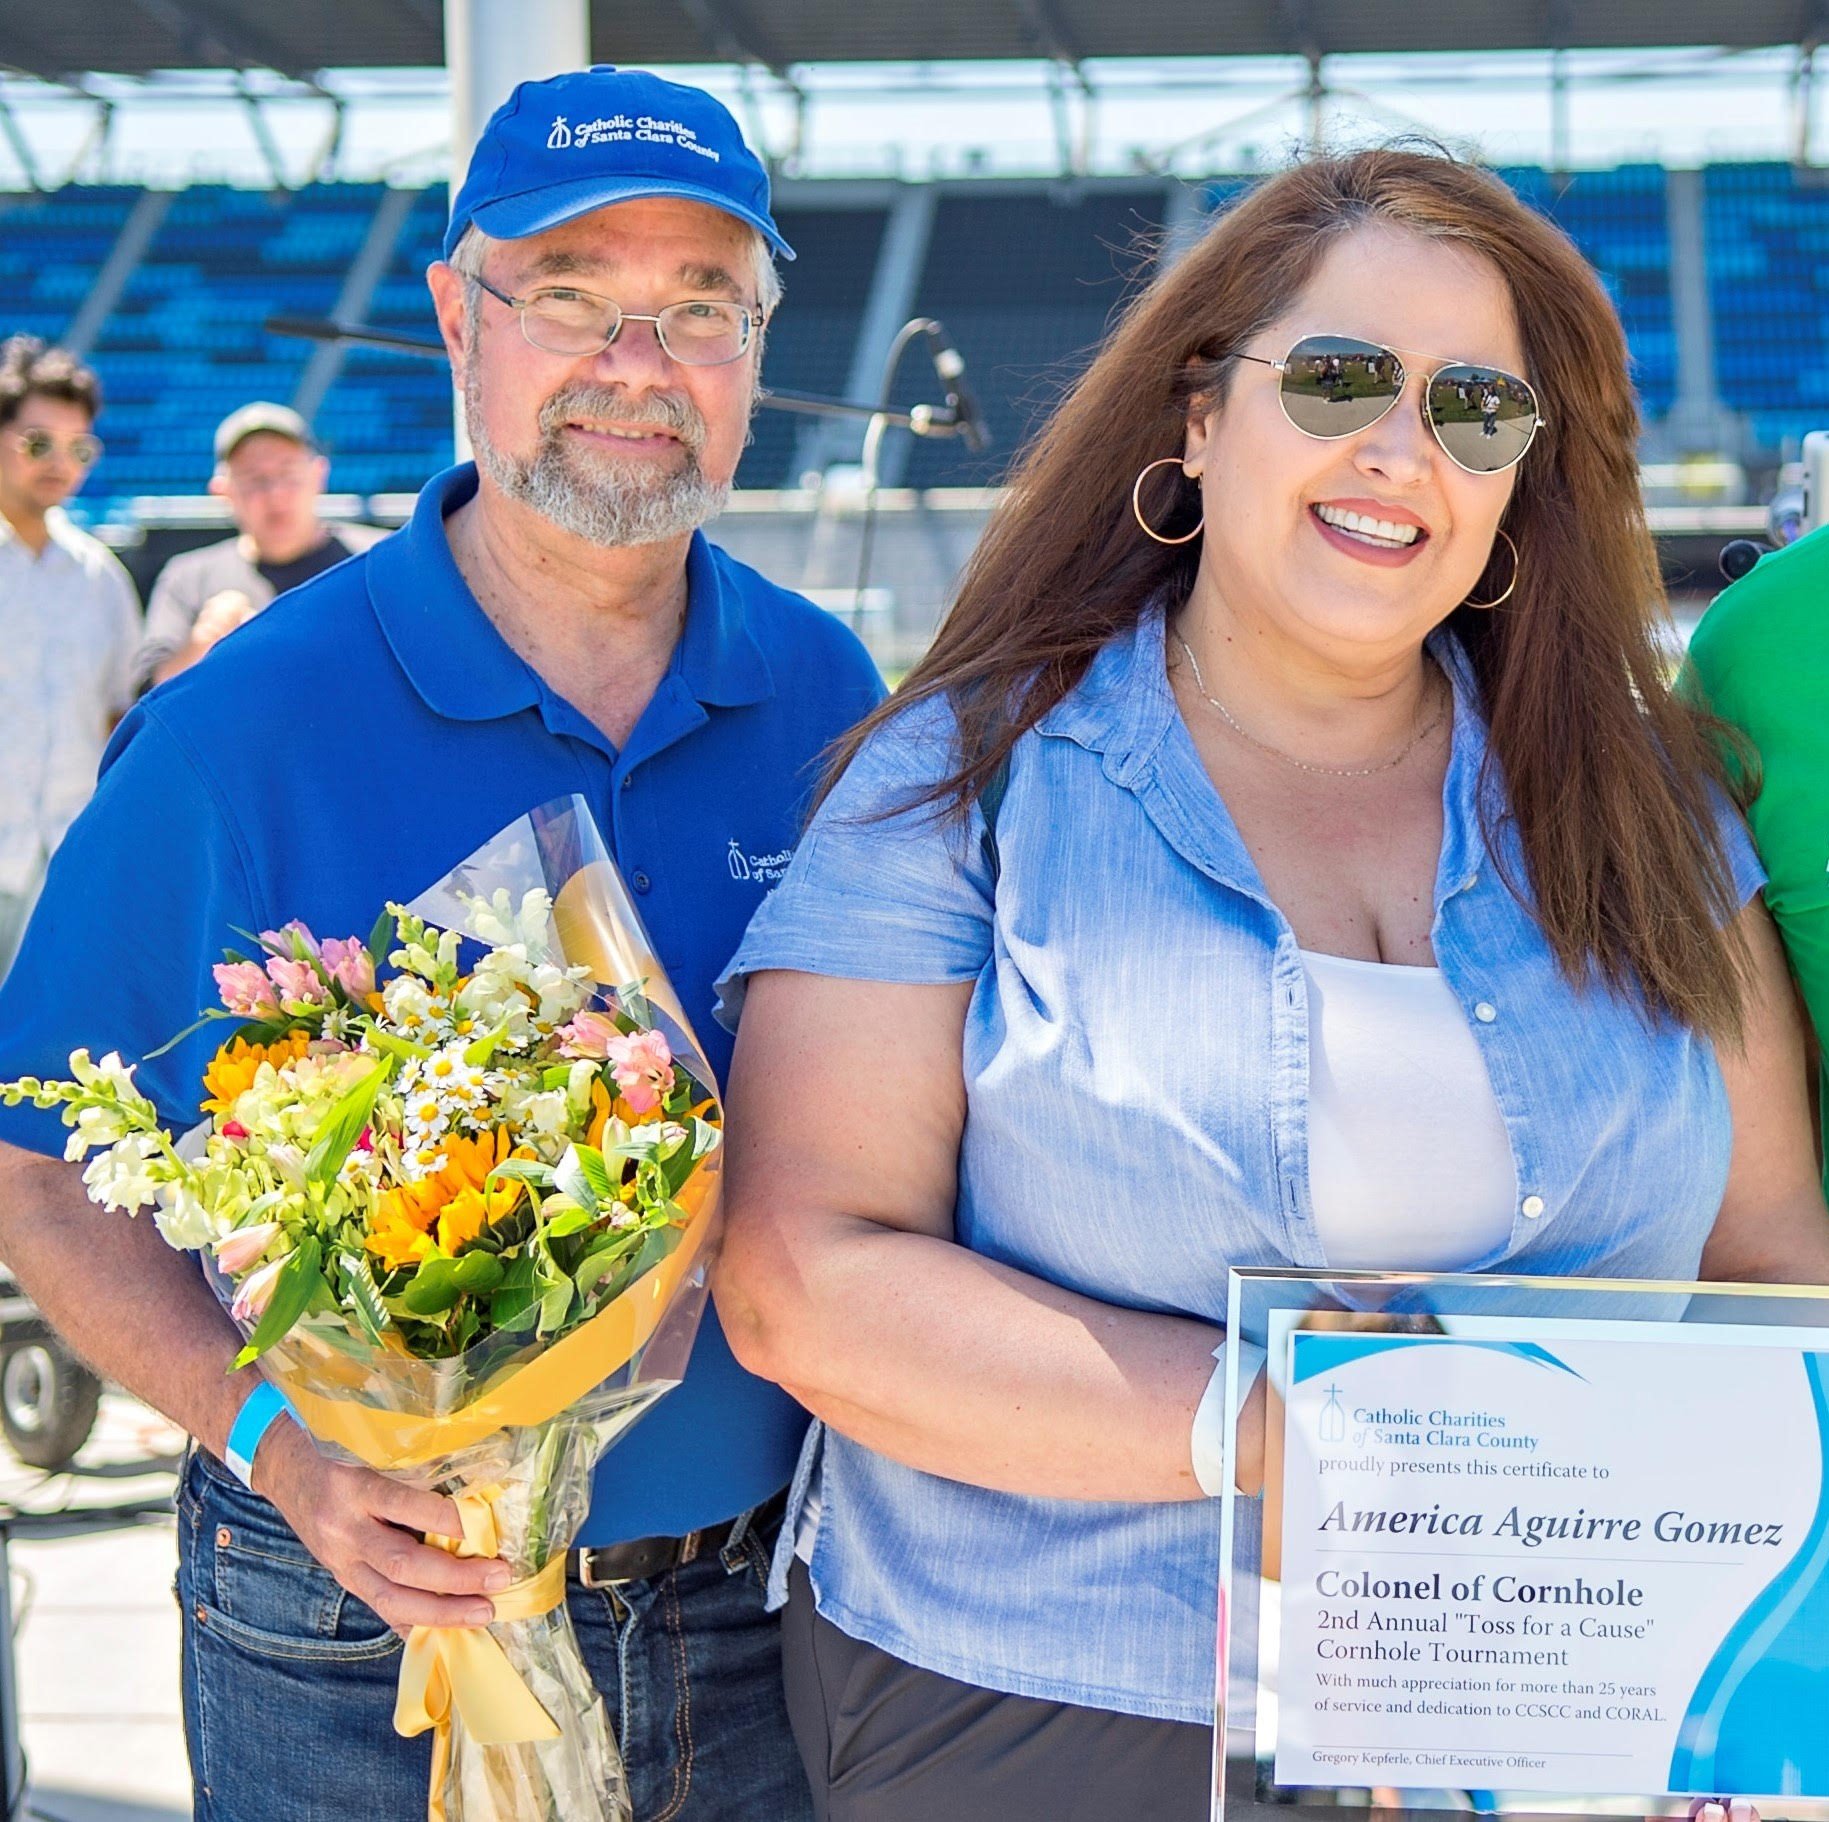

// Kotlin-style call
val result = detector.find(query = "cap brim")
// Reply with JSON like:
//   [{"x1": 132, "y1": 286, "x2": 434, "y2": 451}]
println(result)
[{"x1": 465, "y1": 174, "x2": 795, "y2": 261}]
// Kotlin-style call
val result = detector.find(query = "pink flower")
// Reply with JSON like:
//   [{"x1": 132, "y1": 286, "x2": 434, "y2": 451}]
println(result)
[
  {"x1": 213, "y1": 961, "x2": 279, "y2": 1017},
  {"x1": 214, "y1": 1221, "x2": 281, "y2": 1277},
  {"x1": 260, "y1": 920, "x2": 321, "y2": 960},
  {"x1": 230, "y1": 1249, "x2": 292, "y2": 1322},
  {"x1": 318, "y1": 936, "x2": 375, "y2": 1000},
  {"x1": 265, "y1": 956, "x2": 328, "y2": 1006},
  {"x1": 220, "y1": 1120, "x2": 250, "y2": 1141},
  {"x1": 605, "y1": 1029, "x2": 675, "y2": 1115},
  {"x1": 557, "y1": 1010, "x2": 620, "y2": 1060}
]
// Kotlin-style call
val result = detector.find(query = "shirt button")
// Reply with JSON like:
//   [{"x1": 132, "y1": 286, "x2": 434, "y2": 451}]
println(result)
[
  {"x1": 632, "y1": 870, "x2": 652, "y2": 894},
  {"x1": 1474, "y1": 1001, "x2": 1497, "y2": 1023},
  {"x1": 621, "y1": 776, "x2": 633, "y2": 792},
  {"x1": 1521, "y1": 1195, "x2": 1545, "y2": 1219}
]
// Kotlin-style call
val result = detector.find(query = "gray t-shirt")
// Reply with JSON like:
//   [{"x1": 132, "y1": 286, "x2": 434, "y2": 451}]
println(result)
[{"x1": 135, "y1": 525, "x2": 383, "y2": 690}]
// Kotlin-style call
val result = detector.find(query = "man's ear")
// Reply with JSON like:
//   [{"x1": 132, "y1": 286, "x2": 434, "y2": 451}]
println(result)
[
  {"x1": 426, "y1": 261, "x2": 471, "y2": 383},
  {"x1": 207, "y1": 470, "x2": 229, "y2": 499}
]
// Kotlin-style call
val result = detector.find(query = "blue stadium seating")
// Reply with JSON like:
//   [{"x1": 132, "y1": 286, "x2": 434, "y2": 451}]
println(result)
[
  {"x1": 315, "y1": 185, "x2": 455, "y2": 497},
  {"x1": 896, "y1": 186, "x2": 1169, "y2": 490},
  {"x1": 88, "y1": 183, "x2": 384, "y2": 497},
  {"x1": 1503, "y1": 164, "x2": 1676, "y2": 419},
  {"x1": 1704, "y1": 162, "x2": 1829, "y2": 454},
  {"x1": 9, "y1": 164, "x2": 1829, "y2": 506}
]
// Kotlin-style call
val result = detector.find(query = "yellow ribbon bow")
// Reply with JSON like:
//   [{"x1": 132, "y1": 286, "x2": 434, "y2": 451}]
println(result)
[{"x1": 394, "y1": 1484, "x2": 568, "y2": 1822}]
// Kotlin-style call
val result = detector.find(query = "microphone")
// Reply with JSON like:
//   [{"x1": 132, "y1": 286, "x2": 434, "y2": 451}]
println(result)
[{"x1": 921, "y1": 320, "x2": 989, "y2": 452}]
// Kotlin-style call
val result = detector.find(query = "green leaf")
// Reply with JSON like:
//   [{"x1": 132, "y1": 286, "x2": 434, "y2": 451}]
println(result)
[
  {"x1": 484, "y1": 1159, "x2": 554, "y2": 1194},
  {"x1": 575, "y1": 1234, "x2": 641, "y2": 1299},
  {"x1": 543, "y1": 1204, "x2": 595, "y2": 1240},
  {"x1": 303, "y1": 1060, "x2": 391, "y2": 1189},
  {"x1": 400, "y1": 1256, "x2": 463, "y2": 1316},
  {"x1": 462, "y1": 1022, "x2": 509, "y2": 1068},
  {"x1": 338, "y1": 1252, "x2": 390, "y2": 1345},
  {"x1": 489, "y1": 1254, "x2": 540, "y2": 1329},
  {"x1": 554, "y1": 1144, "x2": 614, "y2": 1214},
  {"x1": 233, "y1": 1236, "x2": 323, "y2": 1366},
  {"x1": 452, "y1": 1251, "x2": 505, "y2": 1294},
  {"x1": 536, "y1": 1272, "x2": 574, "y2": 1335},
  {"x1": 366, "y1": 908, "x2": 397, "y2": 970},
  {"x1": 144, "y1": 1006, "x2": 232, "y2": 1062},
  {"x1": 364, "y1": 1028, "x2": 431, "y2": 1064}
]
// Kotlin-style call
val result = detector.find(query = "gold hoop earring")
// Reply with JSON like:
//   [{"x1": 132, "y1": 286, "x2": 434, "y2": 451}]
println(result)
[
  {"x1": 1131, "y1": 456, "x2": 1204, "y2": 546},
  {"x1": 1464, "y1": 527, "x2": 1519, "y2": 610}
]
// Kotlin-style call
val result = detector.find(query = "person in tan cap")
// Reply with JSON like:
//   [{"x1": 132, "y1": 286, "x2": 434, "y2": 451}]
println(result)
[{"x1": 136, "y1": 402, "x2": 378, "y2": 688}]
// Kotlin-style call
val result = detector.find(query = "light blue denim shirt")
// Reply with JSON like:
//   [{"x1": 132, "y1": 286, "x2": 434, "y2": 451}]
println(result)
[{"x1": 715, "y1": 608, "x2": 1763, "y2": 1725}]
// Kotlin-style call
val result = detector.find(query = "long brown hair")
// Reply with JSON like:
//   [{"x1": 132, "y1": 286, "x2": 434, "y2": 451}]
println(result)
[{"x1": 827, "y1": 146, "x2": 1749, "y2": 1041}]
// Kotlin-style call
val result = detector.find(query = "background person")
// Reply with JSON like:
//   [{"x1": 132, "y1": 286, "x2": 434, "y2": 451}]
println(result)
[
  {"x1": 1685, "y1": 533, "x2": 1829, "y2": 1188},
  {"x1": 136, "y1": 402, "x2": 378, "y2": 688},
  {"x1": 711, "y1": 148, "x2": 1829, "y2": 1821},
  {"x1": 0, "y1": 334, "x2": 140, "y2": 982}
]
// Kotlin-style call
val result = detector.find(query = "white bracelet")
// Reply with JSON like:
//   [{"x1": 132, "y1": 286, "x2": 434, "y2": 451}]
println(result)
[{"x1": 1191, "y1": 1339, "x2": 1268, "y2": 1498}]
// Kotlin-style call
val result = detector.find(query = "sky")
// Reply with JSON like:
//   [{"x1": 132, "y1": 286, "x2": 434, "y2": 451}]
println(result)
[{"x1": 0, "y1": 47, "x2": 1825, "y2": 190}]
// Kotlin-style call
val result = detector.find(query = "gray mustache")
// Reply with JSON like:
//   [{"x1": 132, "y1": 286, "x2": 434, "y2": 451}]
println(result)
[{"x1": 538, "y1": 384, "x2": 706, "y2": 454}]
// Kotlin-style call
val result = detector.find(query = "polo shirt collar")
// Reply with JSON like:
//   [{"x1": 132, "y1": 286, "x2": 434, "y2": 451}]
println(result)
[
  {"x1": 0, "y1": 506, "x2": 80, "y2": 566},
  {"x1": 676, "y1": 530, "x2": 774, "y2": 709},
  {"x1": 369, "y1": 463, "x2": 774, "y2": 723}
]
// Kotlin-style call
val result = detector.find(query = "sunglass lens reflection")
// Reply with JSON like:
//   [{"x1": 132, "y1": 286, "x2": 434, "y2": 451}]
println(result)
[
  {"x1": 1277, "y1": 337, "x2": 1405, "y2": 439},
  {"x1": 1426, "y1": 367, "x2": 1538, "y2": 472}
]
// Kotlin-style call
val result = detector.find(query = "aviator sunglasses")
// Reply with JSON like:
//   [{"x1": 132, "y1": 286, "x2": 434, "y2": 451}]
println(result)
[
  {"x1": 1231, "y1": 333, "x2": 1546, "y2": 475},
  {"x1": 10, "y1": 427, "x2": 102, "y2": 467}
]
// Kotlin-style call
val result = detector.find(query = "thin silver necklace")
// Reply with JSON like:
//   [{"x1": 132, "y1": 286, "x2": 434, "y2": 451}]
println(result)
[{"x1": 1175, "y1": 634, "x2": 1447, "y2": 779}]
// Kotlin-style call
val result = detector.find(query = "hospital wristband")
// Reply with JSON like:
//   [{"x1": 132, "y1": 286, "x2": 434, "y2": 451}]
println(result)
[
  {"x1": 1191, "y1": 1337, "x2": 1268, "y2": 1498},
  {"x1": 223, "y1": 1380, "x2": 297, "y2": 1491}
]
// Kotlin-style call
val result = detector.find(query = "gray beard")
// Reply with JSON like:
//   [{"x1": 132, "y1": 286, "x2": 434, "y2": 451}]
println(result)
[{"x1": 466, "y1": 370, "x2": 732, "y2": 548}]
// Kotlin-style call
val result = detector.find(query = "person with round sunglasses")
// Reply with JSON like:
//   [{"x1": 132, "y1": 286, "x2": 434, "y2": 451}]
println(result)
[
  {"x1": 0, "y1": 334, "x2": 139, "y2": 983},
  {"x1": 710, "y1": 147, "x2": 1829, "y2": 1819}
]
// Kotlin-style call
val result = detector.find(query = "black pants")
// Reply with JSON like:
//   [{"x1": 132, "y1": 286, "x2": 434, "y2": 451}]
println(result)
[{"x1": 782, "y1": 1558, "x2": 1213, "y2": 1822}]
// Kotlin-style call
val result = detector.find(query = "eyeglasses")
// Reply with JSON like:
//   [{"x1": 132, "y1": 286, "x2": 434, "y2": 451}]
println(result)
[
  {"x1": 471, "y1": 274, "x2": 761, "y2": 367},
  {"x1": 1231, "y1": 334, "x2": 1546, "y2": 475},
  {"x1": 11, "y1": 428, "x2": 102, "y2": 467}
]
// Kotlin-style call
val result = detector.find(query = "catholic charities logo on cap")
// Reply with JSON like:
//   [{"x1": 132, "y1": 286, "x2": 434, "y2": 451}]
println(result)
[{"x1": 545, "y1": 112, "x2": 722, "y2": 162}]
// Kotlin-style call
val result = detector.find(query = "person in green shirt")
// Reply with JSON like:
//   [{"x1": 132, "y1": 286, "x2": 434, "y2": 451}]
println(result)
[{"x1": 1685, "y1": 529, "x2": 1829, "y2": 1184}]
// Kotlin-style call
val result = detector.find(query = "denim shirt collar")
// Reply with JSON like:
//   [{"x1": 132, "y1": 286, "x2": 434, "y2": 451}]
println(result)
[
  {"x1": 368, "y1": 462, "x2": 774, "y2": 725},
  {"x1": 1036, "y1": 606, "x2": 1497, "y2": 913}
]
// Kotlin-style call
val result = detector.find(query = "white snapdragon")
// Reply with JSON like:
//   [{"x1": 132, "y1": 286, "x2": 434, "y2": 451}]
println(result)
[
  {"x1": 152, "y1": 1174, "x2": 214, "y2": 1249},
  {"x1": 62, "y1": 1100, "x2": 134, "y2": 1161},
  {"x1": 382, "y1": 976, "x2": 448, "y2": 1038},
  {"x1": 81, "y1": 1132, "x2": 164, "y2": 1214}
]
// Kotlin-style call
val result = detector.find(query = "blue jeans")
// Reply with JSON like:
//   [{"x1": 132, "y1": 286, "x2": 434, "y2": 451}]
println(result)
[{"x1": 176, "y1": 1446, "x2": 812, "y2": 1821}]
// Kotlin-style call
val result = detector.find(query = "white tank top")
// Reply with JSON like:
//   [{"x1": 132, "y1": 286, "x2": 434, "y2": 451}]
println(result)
[{"x1": 1301, "y1": 949, "x2": 1517, "y2": 1269}]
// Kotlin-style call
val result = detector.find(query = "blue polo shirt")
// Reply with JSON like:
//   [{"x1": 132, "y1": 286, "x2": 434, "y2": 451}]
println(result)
[{"x1": 0, "y1": 462, "x2": 884, "y2": 1545}]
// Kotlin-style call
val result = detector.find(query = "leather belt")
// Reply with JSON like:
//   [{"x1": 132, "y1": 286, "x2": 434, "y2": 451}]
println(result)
[{"x1": 574, "y1": 1489, "x2": 787, "y2": 1589}]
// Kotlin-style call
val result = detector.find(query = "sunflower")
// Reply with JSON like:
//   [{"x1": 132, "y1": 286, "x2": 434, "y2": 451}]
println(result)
[
  {"x1": 202, "y1": 1030, "x2": 312, "y2": 1115},
  {"x1": 366, "y1": 1128, "x2": 531, "y2": 1271}
]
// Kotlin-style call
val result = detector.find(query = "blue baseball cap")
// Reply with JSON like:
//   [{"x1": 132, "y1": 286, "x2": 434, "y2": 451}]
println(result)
[{"x1": 444, "y1": 65, "x2": 794, "y2": 265}]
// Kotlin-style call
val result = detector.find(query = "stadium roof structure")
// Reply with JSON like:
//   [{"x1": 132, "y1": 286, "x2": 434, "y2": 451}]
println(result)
[{"x1": 7, "y1": 0, "x2": 1829, "y2": 80}]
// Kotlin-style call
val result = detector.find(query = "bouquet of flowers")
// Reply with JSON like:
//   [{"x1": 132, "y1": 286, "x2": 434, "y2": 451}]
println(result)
[{"x1": 1, "y1": 797, "x2": 718, "y2": 1822}]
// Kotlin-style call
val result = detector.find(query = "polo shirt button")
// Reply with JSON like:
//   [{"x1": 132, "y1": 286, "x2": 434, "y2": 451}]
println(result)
[
  {"x1": 1521, "y1": 1195, "x2": 1545, "y2": 1219},
  {"x1": 632, "y1": 870, "x2": 652, "y2": 894},
  {"x1": 621, "y1": 776, "x2": 632, "y2": 792},
  {"x1": 1474, "y1": 1001, "x2": 1497, "y2": 1023}
]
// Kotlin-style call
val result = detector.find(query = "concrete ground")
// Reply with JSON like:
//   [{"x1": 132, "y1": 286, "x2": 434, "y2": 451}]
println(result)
[{"x1": 0, "y1": 1393, "x2": 188, "y2": 1821}]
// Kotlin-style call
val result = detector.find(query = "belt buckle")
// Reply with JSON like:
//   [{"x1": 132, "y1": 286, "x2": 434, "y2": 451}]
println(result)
[{"x1": 577, "y1": 1545, "x2": 628, "y2": 1591}]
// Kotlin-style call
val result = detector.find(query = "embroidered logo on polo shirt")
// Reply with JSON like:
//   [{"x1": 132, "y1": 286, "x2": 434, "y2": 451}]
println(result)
[{"x1": 727, "y1": 839, "x2": 790, "y2": 886}]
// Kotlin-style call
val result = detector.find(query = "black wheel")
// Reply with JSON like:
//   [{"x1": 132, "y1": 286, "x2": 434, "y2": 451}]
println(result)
[{"x1": 0, "y1": 1339, "x2": 101, "y2": 1471}]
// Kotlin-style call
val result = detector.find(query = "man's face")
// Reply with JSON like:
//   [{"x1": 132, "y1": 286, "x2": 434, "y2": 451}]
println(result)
[
  {"x1": 0, "y1": 395, "x2": 98, "y2": 517},
  {"x1": 215, "y1": 433, "x2": 328, "y2": 560},
  {"x1": 430, "y1": 197, "x2": 764, "y2": 548}
]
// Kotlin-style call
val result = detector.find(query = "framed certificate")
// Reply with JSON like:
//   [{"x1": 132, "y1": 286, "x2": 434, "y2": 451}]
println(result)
[{"x1": 1218, "y1": 1269, "x2": 1829, "y2": 1821}]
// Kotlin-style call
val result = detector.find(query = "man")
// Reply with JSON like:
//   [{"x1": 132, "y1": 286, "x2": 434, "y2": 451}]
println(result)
[
  {"x1": 0, "y1": 66, "x2": 882, "y2": 1819},
  {"x1": 0, "y1": 335, "x2": 140, "y2": 981},
  {"x1": 1685, "y1": 533, "x2": 1829, "y2": 1185},
  {"x1": 136, "y1": 402, "x2": 379, "y2": 688}
]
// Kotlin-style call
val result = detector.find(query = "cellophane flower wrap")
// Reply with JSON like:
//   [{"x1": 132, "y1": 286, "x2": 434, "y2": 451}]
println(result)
[{"x1": 1, "y1": 796, "x2": 721, "y2": 1822}]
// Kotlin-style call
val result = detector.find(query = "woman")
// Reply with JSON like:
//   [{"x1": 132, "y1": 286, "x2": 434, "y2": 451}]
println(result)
[{"x1": 711, "y1": 149, "x2": 1829, "y2": 1819}]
